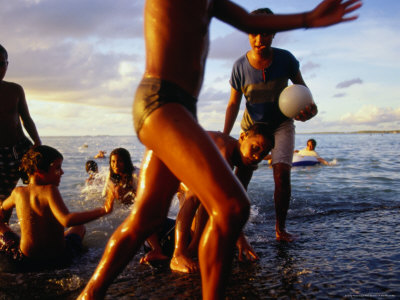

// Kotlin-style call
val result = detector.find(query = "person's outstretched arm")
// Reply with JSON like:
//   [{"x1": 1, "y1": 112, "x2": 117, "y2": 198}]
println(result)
[
  {"x1": 215, "y1": 0, "x2": 362, "y2": 34},
  {"x1": 48, "y1": 185, "x2": 114, "y2": 227}
]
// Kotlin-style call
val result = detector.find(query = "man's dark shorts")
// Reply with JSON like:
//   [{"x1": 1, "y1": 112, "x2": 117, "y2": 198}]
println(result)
[
  {"x1": 0, "y1": 137, "x2": 33, "y2": 199},
  {"x1": 133, "y1": 78, "x2": 198, "y2": 138}
]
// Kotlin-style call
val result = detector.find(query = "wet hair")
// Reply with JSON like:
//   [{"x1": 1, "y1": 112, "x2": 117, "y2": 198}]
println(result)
[
  {"x1": 251, "y1": 8, "x2": 273, "y2": 15},
  {"x1": 109, "y1": 148, "x2": 135, "y2": 184},
  {"x1": 20, "y1": 145, "x2": 63, "y2": 176},
  {"x1": 85, "y1": 160, "x2": 98, "y2": 173},
  {"x1": 246, "y1": 123, "x2": 275, "y2": 149},
  {"x1": 308, "y1": 139, "x2": 317, "y2": 148}
]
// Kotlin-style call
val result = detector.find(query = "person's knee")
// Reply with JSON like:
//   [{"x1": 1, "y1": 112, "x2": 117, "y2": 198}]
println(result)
[{"x1": 214, "y1": 197, "x2": 250, "y2": 234}]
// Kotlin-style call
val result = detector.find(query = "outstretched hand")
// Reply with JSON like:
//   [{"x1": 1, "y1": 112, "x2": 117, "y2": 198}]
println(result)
[
  {"x1": 104, "y1": 193, "x2": 115, "y2": 214},
  {"x1": 307, "y1": 0, "x2": 362, "y2": 28}
]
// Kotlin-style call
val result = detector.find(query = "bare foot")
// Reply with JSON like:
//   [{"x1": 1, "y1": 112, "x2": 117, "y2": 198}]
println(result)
[
  {"x1": 139, "y1": 250, "x2": 169, "y2": 264},
  {"x1": 170, "y1": 254, "x2": 199, "y2": 273},
  {"x1": 275, "y1": 227, "x2": 298, "y2": 242}
]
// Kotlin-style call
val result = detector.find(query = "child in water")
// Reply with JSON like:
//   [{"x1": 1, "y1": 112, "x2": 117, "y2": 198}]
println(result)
[
  {"x1": 85, "y1": 160, "x2": 99, "y2": 185},
  {"x1": 102, "y1": 148, "x2": 139, "y2": 205},
  {"x1": 0, "y1": 145, "x2": 114, "y2": 270}
]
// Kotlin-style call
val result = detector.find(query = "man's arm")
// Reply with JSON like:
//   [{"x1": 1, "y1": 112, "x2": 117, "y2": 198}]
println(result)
[
  {"x1": 17, "y1": 86, "x2": 41, "y2": 146},
  {"x1": 223, "y1": 87, "x2": 242, "y2": 135},
  {"x1": 214, "y1": 0, "x2": 361, "y2": 34}
]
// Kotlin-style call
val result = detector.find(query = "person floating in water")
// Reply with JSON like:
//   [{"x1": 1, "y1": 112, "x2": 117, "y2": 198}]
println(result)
[
  {"x1": 78, "y1": 0, "x2": 362, "y2": 299},
  {"x1": 0, "y1": 145, "x2": 114, "y2": 270},
  {"x1": 294, "y1": 138, "x2": 330, "y2": 165},
  {"x1": 0, "y1": 44, "x2": 41, "y2": 222}
]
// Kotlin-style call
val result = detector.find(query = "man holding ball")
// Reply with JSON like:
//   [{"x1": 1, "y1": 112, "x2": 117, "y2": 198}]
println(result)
[{"x1": 223, "y1": 8, "x2": 317, "y2": 242}]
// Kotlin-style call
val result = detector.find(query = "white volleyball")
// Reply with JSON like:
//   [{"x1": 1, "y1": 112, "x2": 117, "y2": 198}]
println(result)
[{"x1": 279, "y1": 84, "x2": 314, "y2": 118}]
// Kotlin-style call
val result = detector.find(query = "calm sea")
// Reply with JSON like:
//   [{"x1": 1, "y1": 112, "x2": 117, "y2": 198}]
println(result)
[{"x1": 0, "y1": 133, "x2": 399, "y2": 299}]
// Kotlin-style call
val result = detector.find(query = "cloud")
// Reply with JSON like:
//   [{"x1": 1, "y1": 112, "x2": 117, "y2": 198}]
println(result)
[
  {"x1": 333, "y1": 93, "x2": 346, "y2": 98},
  {"x1": 336, "y1": 78, "x2": 363, "y2": 89},
  {"x1": 340, "y1": 106, "x2": 400, "y2": 125},
  {"x1": 301, "y1": 61, "x2": 320, "y2": 74}
]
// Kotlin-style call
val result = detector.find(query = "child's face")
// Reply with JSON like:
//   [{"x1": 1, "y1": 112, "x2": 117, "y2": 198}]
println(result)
[
  {"x1": 239, "y1": 134, "x2": 272, "y2": 166},
  {"x1": 43, "y1": 158, "x2": 64, "y2": 186},
  {"x1": 248, "y1": 33, "x2": 274, "y2": 55},
  {"x1": 110, "y1": 154, "x2": 125, "y2": 175},
  {"x1": 306, "y1": 140, "x2": 315, "y2": 151}
]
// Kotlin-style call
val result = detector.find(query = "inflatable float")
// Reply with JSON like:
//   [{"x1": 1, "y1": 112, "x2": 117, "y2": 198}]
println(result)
[{"x1": 292, "y1": 154, "x2": 320, "y2": 167}]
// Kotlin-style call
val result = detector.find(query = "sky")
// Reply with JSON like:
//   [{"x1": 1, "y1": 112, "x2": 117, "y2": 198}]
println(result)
[{"x1": 1, "y1": 0, "x2": 399, "y2": 136}]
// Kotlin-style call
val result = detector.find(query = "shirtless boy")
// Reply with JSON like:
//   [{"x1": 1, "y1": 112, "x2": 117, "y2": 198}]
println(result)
[
  {"x1": 0, "y1": 44, "x2": 41, "y2": 211},
  {"x1": 169, "y1": 124, "x2": 274, "y2": 273},
  {"x1": 0, "y1": 145, "x2": 114, "y2": 269},
  {"x1": 79, "y1": 1, "x2": 361, "y2": 299}
]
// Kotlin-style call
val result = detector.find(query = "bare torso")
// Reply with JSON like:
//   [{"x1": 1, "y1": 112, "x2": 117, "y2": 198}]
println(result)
[
  {"x1": 14, "y1": 185, "x2": 65, "y2": 260},
  {"x1": 207, "y1": 131, "x2": 240, "y2": 168},
  {"x1": 0, "y1": 81, "x2": 26, "y2": 146},
  {"x1": 144, "y1": 0, "x2": 214, "y2": 97}
]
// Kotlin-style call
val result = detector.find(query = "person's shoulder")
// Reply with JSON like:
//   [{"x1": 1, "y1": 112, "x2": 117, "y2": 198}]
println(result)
[
  {"x1": 2, "y1": 80, "x2": 22, "y2": 89},
  {"x1": 273, "y1": 47, "x2": 296, "y2": 58},
  {"x1": 233, "y1": 54, "x2": 248, "y2": 67}
]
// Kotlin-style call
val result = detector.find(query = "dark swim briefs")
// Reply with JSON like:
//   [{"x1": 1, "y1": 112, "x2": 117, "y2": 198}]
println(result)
[
  {"x1": 0, "y1": 231, "x2": 83, "y2": 270},
  {"x1": 133, "y1": 78, "x2": 198, "y2": 138}
]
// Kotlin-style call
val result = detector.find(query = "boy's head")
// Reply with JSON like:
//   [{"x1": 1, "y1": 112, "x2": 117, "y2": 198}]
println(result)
[
  {"x1": 248, "y1": 8, "x2": 275, "y2": 55},
  {"x1": 21, "y1": 145, "x2": 64, "y2": 177},
  {"x1": 85, "y1": 160, "x2": 98, "y2": 174},
  {"x1": 239, "y1": 123, "x2": 274, "y2": 166},
  {"x1": 0, "y1": 44, "x2": 9, "y2": 81},
  {"x1": 307, "y1": 139, "x2": 317, "y2": 150}
]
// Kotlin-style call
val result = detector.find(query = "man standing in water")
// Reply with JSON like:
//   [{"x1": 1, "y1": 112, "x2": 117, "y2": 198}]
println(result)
[
  {"x1": 79, "y1": 0, "x2": 361, "y2": 299},
  {"x1": 0, "y1": 44, "x2": 41, "y2": 221}
]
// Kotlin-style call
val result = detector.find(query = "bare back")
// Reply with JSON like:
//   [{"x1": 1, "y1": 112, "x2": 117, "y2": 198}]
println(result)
[
  {"x1": 207, "y1": 131, "x2": 239, "y2": 168},
  {"x1": 13, "y1": 185, "x2": 65, "y2": 260},
  {"x1": 144, "y1": 0, "x2": 214, "y2": 97},
  {"x1": 0, "y1": 81, "x2": 26, "y2": 146}
]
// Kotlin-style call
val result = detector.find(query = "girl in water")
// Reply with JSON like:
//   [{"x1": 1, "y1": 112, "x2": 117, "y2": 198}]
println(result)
[{"x1": 102, "y1": 148, "x2": 139, "y2": 205}]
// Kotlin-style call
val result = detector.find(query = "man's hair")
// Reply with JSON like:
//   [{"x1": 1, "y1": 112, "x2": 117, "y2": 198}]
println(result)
[
  {"x1": 20, "y1": 145, "x2": 63, "y2": 176},
  {"x1": 246, "y1": 123, "x2": 275, "y2": 148},
  {"x1": 85, "y1": 160, "x2": 98, "y2": 173},
  {"x1": 251, "y1": 8, "x2": 274, "y2": 15},
  {"x1": 0, "y1": 44, "x2": 8, "y2": 60},
  {"x1": 307, "y1": 138, "x2": 317, "y2": 148}
]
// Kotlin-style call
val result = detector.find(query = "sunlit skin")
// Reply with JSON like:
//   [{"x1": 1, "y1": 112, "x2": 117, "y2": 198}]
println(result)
[
  {"x1": 0, "y1": 52, "x2": 41, "y2": 147},
  {"x1": 170, "y1": 131, "x2": 273, "y2": 273},
  {"x1": 0, "y1": 158, "x2": 114, "y2": 261},
  {"x1": 78, "y1": 0, "x2": 362, "y2": 299}
]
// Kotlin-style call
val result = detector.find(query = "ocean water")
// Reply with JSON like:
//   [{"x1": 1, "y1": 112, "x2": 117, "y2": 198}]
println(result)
[{"x1": 0, "y1": 133, "x2": 399, "y2": 299}]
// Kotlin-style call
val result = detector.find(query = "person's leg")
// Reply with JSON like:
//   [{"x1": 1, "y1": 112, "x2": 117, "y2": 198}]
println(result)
[
  {"x1": 139, "y1": 103, "x2": 250, "y2": 299},
  {"x1": 64, "y1": 225, "x2": 86, "y2": 239},
  {"x1": 78, "y1": 150, "x2": 181, "y2": 299},
  {"x1": 273, "y1": 163, "x2": 295, "y2": 241},
  {"x1": 170, "y1": 190, "x2": 201, "y2": 273},
  {"x1": 270, "y1": 120, "x2": 295, "y2": 242}
]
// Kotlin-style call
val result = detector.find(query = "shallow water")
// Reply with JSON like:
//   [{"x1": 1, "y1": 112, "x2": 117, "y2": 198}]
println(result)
[{"x1": 0, "y1": 134, "x2": 399, "y2": 299}]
